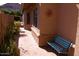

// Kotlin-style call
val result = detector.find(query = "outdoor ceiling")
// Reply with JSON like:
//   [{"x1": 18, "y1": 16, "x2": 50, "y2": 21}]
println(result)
[{"x1": 22, "y1": 3, "x2": 36, "y2": 11}]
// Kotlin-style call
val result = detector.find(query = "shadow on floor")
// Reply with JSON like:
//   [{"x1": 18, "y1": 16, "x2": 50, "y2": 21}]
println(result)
[{"x1": 40, "y1": 44, "x2": 68, "y2": 56}]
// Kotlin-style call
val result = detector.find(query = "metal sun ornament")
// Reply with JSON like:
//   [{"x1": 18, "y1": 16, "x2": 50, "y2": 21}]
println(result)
[{"x1": 46, "y1": 9, "x2": 52, "y2": 16}]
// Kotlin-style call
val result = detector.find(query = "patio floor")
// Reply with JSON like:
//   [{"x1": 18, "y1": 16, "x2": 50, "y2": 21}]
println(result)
[{"x1": 18, "y1": 27, "x2": 56, "y2": 56}]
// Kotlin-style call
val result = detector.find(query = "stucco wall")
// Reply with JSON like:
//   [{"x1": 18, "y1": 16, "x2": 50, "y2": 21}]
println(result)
[
  {"x1": 57, "y1": 4, "x2": 78, "y2": 43},
  {"x1": 39, "y1": 4, "x2": 57, "y2": 34},
  {"x1": 73, "y1": 4, "x2": 79, "y2": 56},
  {"x1": 38, "y1": 3, "x2": 79, "y2": 56},
  {"x1": 57, "y1": 4, "x2": 78, "y2": 55},
  {"x1": 38, "y1": 4, "x2": 57, "y2": 46}
]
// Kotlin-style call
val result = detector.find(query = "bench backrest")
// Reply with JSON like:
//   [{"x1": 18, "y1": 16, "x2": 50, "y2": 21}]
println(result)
[{"x1": 54, "y1": 35, "x2": 72, "y2": 49}]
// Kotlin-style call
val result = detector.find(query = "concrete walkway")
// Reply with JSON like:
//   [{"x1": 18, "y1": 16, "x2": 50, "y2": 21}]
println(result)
[{"x1": 18, "y1": 27, "x2": 56, "y2": 56}]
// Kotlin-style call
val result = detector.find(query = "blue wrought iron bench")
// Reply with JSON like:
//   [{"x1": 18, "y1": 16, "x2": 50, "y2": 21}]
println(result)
[{"x1": 47, "y1": 35, "x2": 72, "y2": 54}]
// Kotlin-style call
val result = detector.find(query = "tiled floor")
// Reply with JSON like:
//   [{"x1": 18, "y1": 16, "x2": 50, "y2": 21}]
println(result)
[{"x1": 18, "y1": 27, "x2": 56, "y2": 56}]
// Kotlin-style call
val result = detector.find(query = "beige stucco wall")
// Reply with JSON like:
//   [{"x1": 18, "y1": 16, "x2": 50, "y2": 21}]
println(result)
[
  {"x1": 38, "y1": 4, "x2": 57, "y2": 46},
  {"x1": 39, "y1": 4, "x2": 57, "y2": 35},
  {"x1": 39, "y1": 4, "x2": 79, "y2": 55},
  {"x1": 57, "y1": 4, "x2": 78, "y2": 55},
  {"x1": 57, "y1": 4, "x2": 78, "y2": 43},
  {"x1": 38, "y1": 4, "x2": 78, "y2": 47},
  {"x1": 74, "y1": 4, "x2": 79, "y2": 56}
]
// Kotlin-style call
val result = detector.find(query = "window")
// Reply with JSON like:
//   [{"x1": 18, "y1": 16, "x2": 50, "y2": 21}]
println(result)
[
  {"x1": 27, "y1": 12, "x2": 30, "y2": 24},
  {"x1": 33, "y1": 8, "x2": 38, "y2": 27}
]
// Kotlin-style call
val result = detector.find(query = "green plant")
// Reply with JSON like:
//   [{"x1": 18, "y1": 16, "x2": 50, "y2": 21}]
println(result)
[
  {"x1": 0, "y1": 20, "x2": 20, "y2": 56},
  {"x1": 13, "y1": 21, "x2": 20, "y2": 34},
  {"x1": 10, "y1": 41, "x2": 20, "y2": 56}
]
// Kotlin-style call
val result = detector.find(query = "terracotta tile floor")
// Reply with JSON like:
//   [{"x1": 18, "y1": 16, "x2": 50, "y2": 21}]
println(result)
[{"x1": 18, "y1": 27, "x2": 56, "y2": 56}]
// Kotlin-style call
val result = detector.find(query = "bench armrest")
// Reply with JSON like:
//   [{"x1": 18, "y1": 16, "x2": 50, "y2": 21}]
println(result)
[{"x1": 70, "y1": 43, "x2": 75, "y2": 48}]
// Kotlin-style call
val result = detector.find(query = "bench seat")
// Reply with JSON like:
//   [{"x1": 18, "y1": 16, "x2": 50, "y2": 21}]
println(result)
[
  {"x1": 47, "y1": 35, "x2": 72, "y2": 54},
  {"x1": 48, "y1": 42, "x2": 64, "y2": 53}
]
